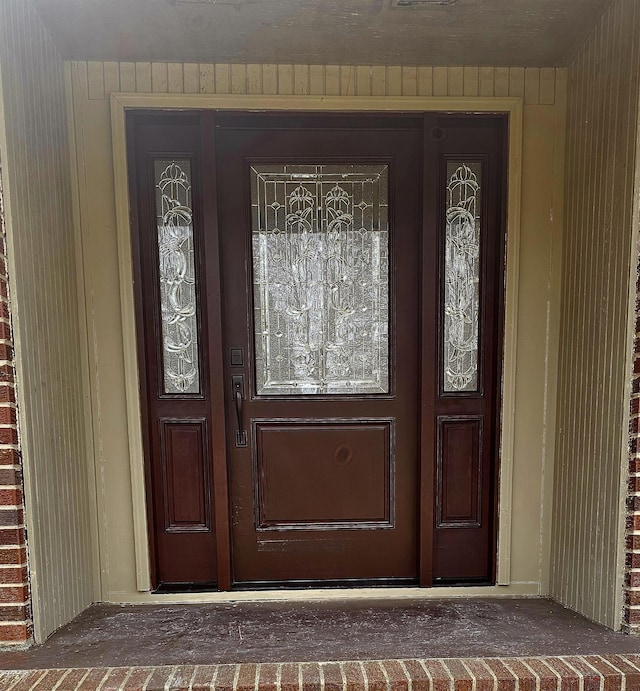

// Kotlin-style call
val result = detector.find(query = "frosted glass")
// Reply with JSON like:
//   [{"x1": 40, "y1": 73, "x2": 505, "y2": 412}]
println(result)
[
  {"x1": 443, "y1": 162, "x2": 481, "y2": 392},
  {"x1": 251, "y1": 164, "x2": 389, "y2": 395},
  {"x1": 154, "y1": 160, "x2": 200, "y2": 395}
]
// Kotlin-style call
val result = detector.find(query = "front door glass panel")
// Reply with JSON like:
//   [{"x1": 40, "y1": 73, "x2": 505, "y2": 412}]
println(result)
[
  {"x1": 154, "y1": 159, "x2": 200, "y2": 395},
  {"x1": 443, "y1": 162, "x2": 482, "y2": 393},
  {"x1": 250, "y1": 164, "x2": 389, "y2": 395}
]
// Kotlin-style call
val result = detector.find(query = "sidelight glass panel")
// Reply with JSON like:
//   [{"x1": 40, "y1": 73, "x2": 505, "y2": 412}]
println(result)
[
  {"x1": 251, "y1": 164, "x2": 389, "y2": 395},
  {"x1": 154, "y1": 159, "x2": 200, "y2": 395},
  {"x1": 443, "y1": 162, "x2": 481, "y2": 392}
]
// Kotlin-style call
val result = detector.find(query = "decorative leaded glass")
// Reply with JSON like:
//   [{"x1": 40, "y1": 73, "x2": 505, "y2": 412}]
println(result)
[
  {"x1": 154, "y1": 160, "x2": 200, "y2": 395},
  {"x1": 251, "y1": 164, "x2": 389, "y2": 395},
  {"x1": 443, "y1": 162, "x2": 481, "y2": 392}
]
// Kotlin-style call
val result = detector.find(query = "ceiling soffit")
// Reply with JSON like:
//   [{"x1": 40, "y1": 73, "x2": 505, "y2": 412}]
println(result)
[{"x1": 32, "y1": 0, "x2": 609, "y2": 67}]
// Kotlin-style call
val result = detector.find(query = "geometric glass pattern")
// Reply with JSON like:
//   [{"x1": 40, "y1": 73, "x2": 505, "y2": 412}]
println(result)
[
  {"x1": 154, "y1": 159, "x2": 200, "y2": 394},
  {"x1": 443, "y1": 162, "x2": 481, "y2": 392},
  {"x1": 250, "y1": 164, "x2": 389, "y2": 395}
]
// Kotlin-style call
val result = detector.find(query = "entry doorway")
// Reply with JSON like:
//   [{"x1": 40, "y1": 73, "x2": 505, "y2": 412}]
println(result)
[{"x1": 128, "y1": 111, "x2": 506, "y2": 591}]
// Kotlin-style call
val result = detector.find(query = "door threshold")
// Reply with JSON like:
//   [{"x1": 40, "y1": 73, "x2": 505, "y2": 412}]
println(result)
[
  {"x1": 110, "y1": 582, "x2": 539, "y2": 605},
  {"x1": 154, "y1": 578, "x2": 491, "y2": 595},
  {"x1": 156, "y1": 578, "x2": 418, "y2": 594}
]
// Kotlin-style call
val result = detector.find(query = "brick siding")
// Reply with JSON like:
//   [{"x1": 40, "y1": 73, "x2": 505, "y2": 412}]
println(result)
[{"x1": 0, "y1": 165, "x2": 31, "y2": 645}]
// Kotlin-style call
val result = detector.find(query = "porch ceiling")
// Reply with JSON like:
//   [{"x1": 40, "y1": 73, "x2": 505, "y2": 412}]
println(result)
[{"x1": 32, "y1": 0, "x2": 608, "y2": 67}]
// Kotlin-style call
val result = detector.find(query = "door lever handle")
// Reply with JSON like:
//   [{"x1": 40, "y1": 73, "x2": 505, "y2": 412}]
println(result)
[{"x1": 232, "y1": 375, "x2": 247, "y2": 447}]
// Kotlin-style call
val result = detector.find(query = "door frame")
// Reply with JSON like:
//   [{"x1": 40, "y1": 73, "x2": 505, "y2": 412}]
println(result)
[{"x1": 111, "y1": 93, "x2": 523, "y2": 593}]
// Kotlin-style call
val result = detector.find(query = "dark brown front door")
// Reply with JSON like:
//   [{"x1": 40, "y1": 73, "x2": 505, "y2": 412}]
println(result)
[
  {"x1": 215, "y1": 115, "x2": 423, "y2": 585},
  {"x1": 128, "y1": 111, "x2": 506, "y2": 591}
]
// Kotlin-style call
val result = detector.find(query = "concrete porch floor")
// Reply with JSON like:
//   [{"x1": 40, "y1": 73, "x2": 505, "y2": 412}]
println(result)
[
  {"x1": 3, "y1": 597, "x2": 640, "y2": 668},
  {"x1": 3, "y1": 597, "x2": 640, "y2": 689}
]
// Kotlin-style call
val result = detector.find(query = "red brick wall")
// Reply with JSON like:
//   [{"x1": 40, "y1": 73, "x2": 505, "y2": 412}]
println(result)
[
  {"x1": 625, "y1": 260, "x2": 640, "y2": 632},
  {"x1": 0, "y1": 166, "x2": 31, "y2": 644}
]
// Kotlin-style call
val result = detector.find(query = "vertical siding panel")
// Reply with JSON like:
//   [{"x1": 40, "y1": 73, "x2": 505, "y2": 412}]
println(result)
[
  {"x1": 539, "y1": 68, "x2": 556, "y2": 105},
  {"x1": 199, "y1": 63, "x2": 215, "y2": 93},
  {"x1": 151, "y1": 62, "x2": 168, "y2": 92},
  {"x1": 387, "y1": 66, "x2": 402, "y2": 96},
  {"x1": 564, "y1": 50, "x2": 583, "y2": 602},
  {"x1": 340, "y1": 66, "x2": 356, "y2": 96},
  {"x1": 463, "y1": 66, "x2": 479, "y2": 96},
  {"x1": 552, "y1": 0, "x2": 640, "y2": 628},
  {"x1": 118, "y1": 62, "x2": 136, "y2": 92},
  {"x1": 86, "y1": 61, "x2": 104, "y2": 100},
  {"x1": 294, "y1": 65, "x2": 310, "y2": 95},
  {"x1": 432, "y1": 67, "x2": 448, "y2": 96},
  {"x1": 102, "y1": 62, "x2": 120, "y2": 96},
  {"x1": 494, "y1": 67, "x2": 509, "y2": 96},
  {"x1": 309, "y1": 65, "x2": 324, "y2": 95},
  {"x1": 134, "y1": 62, "x2": 152, "y2": 92},
  {"x1": 262, "y1": 64, "x2": 277, "y2": 94},
  {"x1": 325, "y1": 65, "x2": 340, "y2": 95},
  {"x1": 277, "y1": 64, "x2": 294, "y2": 95},
  {"x1": 417, "y1": 66, "x2": 433, "y2": 96},
  {"x1": 38, "y1": 23, "x2": 60, "y2": 619},
  {"x1": 0, "y1": 0, "x2": 93, "y2": 640},
  {"x1": 167, "y1": 62, "x2": 184, "y2": 93},
  {"x1": 602, "y1": 0, "x2": 632, "y2": 621},
  {"x1": 579, "y1": 27, "x2": 598, "y2": 614},
  {"x1": 214, "y1": 63, "x2": 230, "y2": 94},
  {"x1": 508, "y1": 67, "x2": 525, "y2": 98},
  {"x1": 478, "y1": 67, "x2": 494, "y2": 97},
  {"x1": 371, "y1": 66, "x2": 386, "y2": 96},
  {"x1": 246, "y1": 64, "x2": 262, "y2": 94},
  {"x1": 356, "y1": 66, "x2": 371, "y2": 96},
  {"x1": 401, "y1": 66, "x2": 417, "y2": 96},
  {"x1": 524, "y1": 67, "x2": 540, "y2": 104},
  {"x1": 560, "y1": 44, "x2": 578, "y2": 607},
  {"x1": 230, "y1": 64, "x2": 246, "y2": 94},
  {"x1": 582, "y1": 20, "x2": 600, "y2": 616},
  {"x1": 591, "y1": 5, "x2": 611, "y2": 621},
  {"x1": 183, "y1": 63, "x2": 199, "y2": 93},
  {"x1": 447, "y1": 66, "x2": 463, "y2": 96},
  {"x1": 16, "y1": 3, "x2": 47, "y2": 627}
]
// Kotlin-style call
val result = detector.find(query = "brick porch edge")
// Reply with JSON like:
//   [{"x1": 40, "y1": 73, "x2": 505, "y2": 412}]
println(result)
[{"x1": 4, "y1": 655, "x2": 640, "y2": 691}]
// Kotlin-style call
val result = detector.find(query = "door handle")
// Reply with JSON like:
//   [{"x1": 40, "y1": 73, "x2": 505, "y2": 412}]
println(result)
[{"x1": 232, "y1": 375, "x2": 247, "y2": 447}]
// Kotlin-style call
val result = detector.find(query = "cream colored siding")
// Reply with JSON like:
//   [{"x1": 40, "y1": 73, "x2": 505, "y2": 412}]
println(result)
[
  {"x1": 551, "y1": 0, "x2": 640, "y2": 629},
  {"x1": 79, "y1": 62, "x2": 562, "y2": 104},
  {"x1": 0, "y1": 0, "x2": 94, "y2": 641},
  {"x1": 70, "y1": 60, "x2": 564, "y2": 601}
]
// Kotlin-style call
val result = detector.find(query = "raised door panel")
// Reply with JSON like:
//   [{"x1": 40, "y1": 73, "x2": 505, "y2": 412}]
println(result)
[{"x1": 254, "y1": 420, "x2": 393, "y2": 530}]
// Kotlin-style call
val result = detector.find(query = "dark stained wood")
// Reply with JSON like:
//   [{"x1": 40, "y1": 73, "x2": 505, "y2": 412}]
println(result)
[
  {"x1": 215, "y1": 113, "x2": 423, "y2": 586},
  {"x1": 200, "y1": 114, "x2": 233, "y2": 591},
  {"x1": 128, "y1": 111, "x2": 218, "y2": 588},
  {"x1": 419, "y1": 113, "x2": 438, "y2": 587},
  {"x1": 431, "y1": 115, "x2": 507, "y2": 583},
  {"x1": 159, "y1": 419, "x2": 210, "y2": 530},
  {"x1": 255, "y1": 421, "x2": 392, "y2": 529},
  {"x1": 128, "y1": 111, "x2": 506, "y2": 590},
  {"x1": 436, "y1": 417, "x2": 482, "y2": 526}
]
